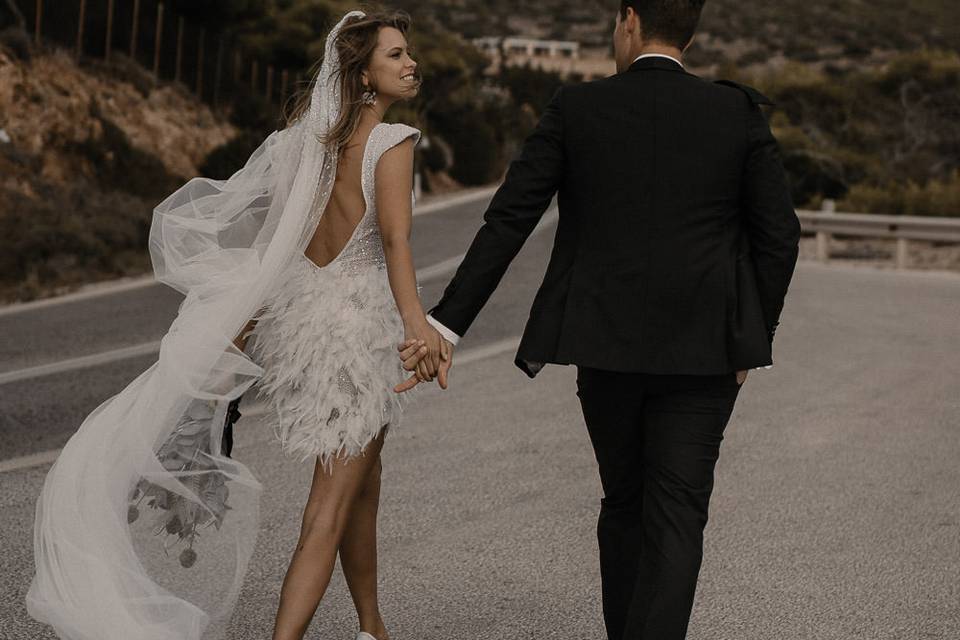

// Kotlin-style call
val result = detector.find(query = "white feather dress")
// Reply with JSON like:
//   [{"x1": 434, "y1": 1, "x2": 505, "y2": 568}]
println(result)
[{"x1": 248, "y1": 123, "x2": 421, "y2": 467}]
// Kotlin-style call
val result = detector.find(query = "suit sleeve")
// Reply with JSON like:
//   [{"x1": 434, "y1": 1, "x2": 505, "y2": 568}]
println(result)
[
  {"x1": 742, "y1": 101, "x2": 801, "y2": 344},
  {"x1": 429, "y1": 87, "x2": 565, "y2": 337}
]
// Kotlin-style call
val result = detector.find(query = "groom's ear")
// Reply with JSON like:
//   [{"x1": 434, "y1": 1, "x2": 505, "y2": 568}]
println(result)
[{"x1": 621, "y1": 5, "x2": 640, "y2": 35}]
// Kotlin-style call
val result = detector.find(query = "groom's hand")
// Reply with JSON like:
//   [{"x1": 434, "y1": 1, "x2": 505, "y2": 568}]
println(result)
[
  {"x1": 394, "y1": 338, "x2": 453, "y2": 392},
  {"x1": 437, "y1": 339, "x2": 453, "y2": 390}
]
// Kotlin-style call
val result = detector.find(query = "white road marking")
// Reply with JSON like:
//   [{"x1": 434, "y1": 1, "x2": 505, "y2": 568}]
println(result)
[
  {"x1": 0, "y1": 335, "x2": 524, "y2": 473},
  {"x1": 0, "y1": 276, "x2": 159, "y2": 318},
  {"x1": 413, "y1": 185, "x2": 499, "y2": 217},
  {"x1": 0, "y1": 186, "x2": 500, "y2": 318},
  {"x1": 0, "y1": 449, "x2": 61, "y2": 474},
  {"x1": 0, "y1": 207, "x2": 558, "y2": 386},
  {"x1": 0, "y1": 199, "x2": 554, "y2": 472},
  {"x1": 416, "y1": 206, "x2": 558, "y2": 282},
  {"x1": 0, "y1": 341, "x2": 162, "y2": 385}
]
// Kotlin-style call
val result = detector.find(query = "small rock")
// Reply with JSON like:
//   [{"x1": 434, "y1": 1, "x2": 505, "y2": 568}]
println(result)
[{"x1": 0, "y1": 128, "x2": 10, "y2": 144}]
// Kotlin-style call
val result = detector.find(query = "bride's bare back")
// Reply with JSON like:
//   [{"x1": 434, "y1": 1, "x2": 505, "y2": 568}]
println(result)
[{"x1": 303, "y1": 126, "x2": 375, "y2": 268}]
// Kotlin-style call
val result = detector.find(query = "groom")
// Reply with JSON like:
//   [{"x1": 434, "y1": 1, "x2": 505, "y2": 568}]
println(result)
[{"x1": 405, "y1": 1, "x2": 800, "y2": 638}]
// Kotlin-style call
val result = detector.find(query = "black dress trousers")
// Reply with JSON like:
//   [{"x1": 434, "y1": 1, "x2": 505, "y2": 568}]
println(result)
[{"x1": 575, "y1": 366, "x2": 743, "y2": 640}]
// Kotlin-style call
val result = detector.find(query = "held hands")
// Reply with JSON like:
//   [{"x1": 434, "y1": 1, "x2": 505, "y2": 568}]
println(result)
[
  {"x1": 736, "y1": 369, "x2": 748, "y2": 385},
  {"x1": 394, "y1": 334, "x2": 454, "y2": 393}
]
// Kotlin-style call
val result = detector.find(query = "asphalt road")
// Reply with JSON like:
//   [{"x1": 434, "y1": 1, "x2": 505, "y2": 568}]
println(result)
[{"x1": 1, "y1": 191, "x2": 959, "y2": 639}]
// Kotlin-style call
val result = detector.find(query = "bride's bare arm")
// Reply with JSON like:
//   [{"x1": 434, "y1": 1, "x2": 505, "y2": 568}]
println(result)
[{"x1": 375, "y1": 138, "x2": 446, "y2": 381}]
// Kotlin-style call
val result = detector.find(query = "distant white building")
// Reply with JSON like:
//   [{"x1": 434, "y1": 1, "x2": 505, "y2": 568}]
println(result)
[
  {"x1": 472, "y1": 36, "x2": 613, "y2": 80},
  {"x1": 473, "y1": 37, "x2": 580, "y2": 59}
]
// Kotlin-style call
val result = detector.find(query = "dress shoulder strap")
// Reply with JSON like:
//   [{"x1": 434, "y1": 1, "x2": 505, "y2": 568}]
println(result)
[
  {"x1": 362, "y1": 123, "x2": 422, "y2": 204},
  {"x1": 365, "y1": 123, "x2": 421, "y2": 169}
]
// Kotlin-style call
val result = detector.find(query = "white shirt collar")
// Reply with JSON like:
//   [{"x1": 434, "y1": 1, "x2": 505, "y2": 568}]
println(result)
[{"x1": 632, "y1": 53, "x2": 684, "y2": 68}]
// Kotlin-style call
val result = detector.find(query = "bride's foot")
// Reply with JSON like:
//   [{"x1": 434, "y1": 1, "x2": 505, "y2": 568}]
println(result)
[{"x1": 356, "y1": 618, "x2": 389, "y2": 640}]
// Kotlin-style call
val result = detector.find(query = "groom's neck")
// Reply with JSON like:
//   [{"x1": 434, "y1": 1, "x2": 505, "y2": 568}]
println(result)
[{"x1": 635, "y1": 41, "x2": 684, "y2": 62}]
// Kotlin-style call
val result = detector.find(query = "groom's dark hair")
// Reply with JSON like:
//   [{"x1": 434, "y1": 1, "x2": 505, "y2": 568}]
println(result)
[{"x1": 619, "y1": 0, "x2": 706, "y2": 49}]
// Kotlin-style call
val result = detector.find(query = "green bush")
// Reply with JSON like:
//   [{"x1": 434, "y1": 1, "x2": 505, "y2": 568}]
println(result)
[
  {"x1": 498, "y1": 63, "x2": 565, "y2": 114},
  {"x1": 228, "y1": 87, "x2": 279, "y2": 135},
  {"x1": 421, "y1": 134, "x2": 452, "y2": 172},
  {"x1": 755, "y1": 51, "x2": 960, "y2": 211},
  {"x1": 69, "y1": 108, "x2": 181, "y2": 200},
  {"x1": 445, "y1": 115, "x2": 501, "y2": 186},
  {"x1": 0, "y1": 26, "x2": 31, "y2": 61},
  {"x1": 86, "y1": 53, "x2": 156, "y2": 98},
  {"x1": 200, "y1": 131, "x2": 267, "y2": 180},
  {"x1": 839, "y1": 171, "x2": 960, "y2": 217},
  {"x1": 1, "y1": 180, "x2": 153, "y2": 299}
]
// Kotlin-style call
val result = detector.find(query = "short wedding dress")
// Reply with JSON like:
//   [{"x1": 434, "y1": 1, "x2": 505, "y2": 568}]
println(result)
[{"x1": 248, "y1": 122, "x2": 421, "y2": 467}]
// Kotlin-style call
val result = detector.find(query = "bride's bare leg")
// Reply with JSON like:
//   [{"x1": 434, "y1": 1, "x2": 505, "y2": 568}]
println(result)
[
  {"x1": 340, "y1": 452, "x2": 388, "y2": 639},
  {"x1": 271, "y1": 433, "x2": 386, "y2": 640}
]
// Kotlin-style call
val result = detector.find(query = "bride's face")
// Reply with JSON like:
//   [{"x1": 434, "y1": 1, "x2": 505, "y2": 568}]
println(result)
[{"x1": 363, "y1": 27, "x2": 419, "y2": 102}]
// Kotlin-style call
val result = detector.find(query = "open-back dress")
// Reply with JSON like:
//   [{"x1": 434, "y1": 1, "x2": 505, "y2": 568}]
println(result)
[{"x1": 247, "y1": 122, "x2": 421, "y2": 467}]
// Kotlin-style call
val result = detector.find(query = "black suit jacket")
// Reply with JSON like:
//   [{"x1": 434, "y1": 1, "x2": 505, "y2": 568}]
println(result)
[{"x1": 430, "y1": 56, "x2": 801, "y2": 377}]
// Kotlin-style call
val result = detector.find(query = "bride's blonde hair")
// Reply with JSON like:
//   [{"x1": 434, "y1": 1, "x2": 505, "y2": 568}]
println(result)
[{"x1": 283, "y1": 10, "x2": 419, "y2": 152}]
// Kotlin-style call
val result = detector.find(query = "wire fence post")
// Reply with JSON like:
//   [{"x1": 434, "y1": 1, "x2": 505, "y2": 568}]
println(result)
[
  {"x1": 153, "y1": 3, "x2": 163, "y2": 78},
  {"x1": 105, "y1": 0, "x2": 115, "y2": 62},
  {"x1": 280, "y1": 69, "x2": 289, "y2": 104},
  {"x1": 250, "y1": 60, "x2": 258, "y2": 91},
  {"x1": 266, "y1": 65, "x2": 274, "y2": 102},
  {"x1": 175, "y1": 15, "x2": 184, "y2": 83},
  {"x1": 76, "y1": 0, "x2": 86, "y2": 58},
  {"x1": 34, "y1": 0, "x2": 42, "y2": 46},
  {"x1": 130, "y1": 0, "x2": 140, "y2": 58},
  {"x1": 196, "y1": 28, "x2": 205, "y2": 97},
  {"x1": 213, "y1": 37, "x2": 224, "y2": 109}
]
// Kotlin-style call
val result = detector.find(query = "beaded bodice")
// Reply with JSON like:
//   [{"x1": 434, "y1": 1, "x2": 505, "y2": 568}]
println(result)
[{"x1": 331, "y1": 122, "x2": 421, "y2": 275}]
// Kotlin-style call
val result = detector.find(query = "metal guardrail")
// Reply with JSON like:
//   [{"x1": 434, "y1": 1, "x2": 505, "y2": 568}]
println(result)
[{"x1": 796, "y1": 203, "x2": 960, "y2": 269}]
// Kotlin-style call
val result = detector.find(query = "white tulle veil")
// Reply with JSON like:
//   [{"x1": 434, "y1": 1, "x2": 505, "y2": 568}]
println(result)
[{"x1": 26, "y1": 10, "x2": 366, "y2": 639}]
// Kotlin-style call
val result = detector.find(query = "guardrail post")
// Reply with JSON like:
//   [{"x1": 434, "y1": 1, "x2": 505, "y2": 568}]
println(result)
[
  {"x1": 816, "y1": 199, "x2": 835, "y2": 263},
  {"x1": 896, "y1": 238, "x2": 909, "y2": 270}
]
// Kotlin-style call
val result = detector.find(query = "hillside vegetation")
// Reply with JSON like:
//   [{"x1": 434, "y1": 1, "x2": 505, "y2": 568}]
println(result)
[
  {"x1": 219, "y1": 0, "x2": 960, "y2": 216},
  {"x1": 417, "y1": 0, "x2": 960, "y2": 66},
  {"x1": 0, "y1": 44, "x2": 235, "y2": 301},
  {"x1": 1, "y1": 1, "x2": 958, "y2": 302}
]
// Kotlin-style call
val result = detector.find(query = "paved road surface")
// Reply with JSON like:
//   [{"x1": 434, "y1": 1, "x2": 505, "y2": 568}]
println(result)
[{"x1": 1, "y1": 190, "x2": 958, "y2": 639}]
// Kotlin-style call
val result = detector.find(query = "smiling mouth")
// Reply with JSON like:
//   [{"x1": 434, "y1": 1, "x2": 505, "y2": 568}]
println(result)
[{"x1": 401, "y1": 73, "x2": 416, "y2": 81}]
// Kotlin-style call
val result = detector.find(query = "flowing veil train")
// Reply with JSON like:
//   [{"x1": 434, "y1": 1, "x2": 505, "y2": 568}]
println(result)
[{"x1": 25, "y1": 10, "x2": 366, "y2": 639}]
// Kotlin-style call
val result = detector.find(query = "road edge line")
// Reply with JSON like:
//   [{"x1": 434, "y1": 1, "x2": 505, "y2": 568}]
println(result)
[
  {"x1": 0, "y1": 185, "x2": 501, "y2": 317},
  {"x1": 0, "y1": 335, "x2": 523, "y2": 474}
]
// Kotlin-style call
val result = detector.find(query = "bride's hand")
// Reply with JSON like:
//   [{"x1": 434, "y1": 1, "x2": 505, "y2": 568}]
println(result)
[{"x1": 403, "y1": 316, "x2": 444, "y2": 381}]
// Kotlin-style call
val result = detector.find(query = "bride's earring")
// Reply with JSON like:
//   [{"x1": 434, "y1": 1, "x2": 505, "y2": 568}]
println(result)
[{"x1": 362, "y1": 88, "x2": 377, "y2": 105}]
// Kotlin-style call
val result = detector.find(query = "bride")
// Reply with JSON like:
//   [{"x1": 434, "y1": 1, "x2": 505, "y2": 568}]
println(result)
[{"x1": 26, "y1": 9, "x2": 450, "y2": 640}]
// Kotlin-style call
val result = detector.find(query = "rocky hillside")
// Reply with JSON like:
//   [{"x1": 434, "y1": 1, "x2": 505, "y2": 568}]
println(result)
[
  {"x1": 418, "y1": 0, "x2": 960, "y2": 68},
  {"x1": 0, "y1": 44, "x2": 236, "y2": 302}
]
